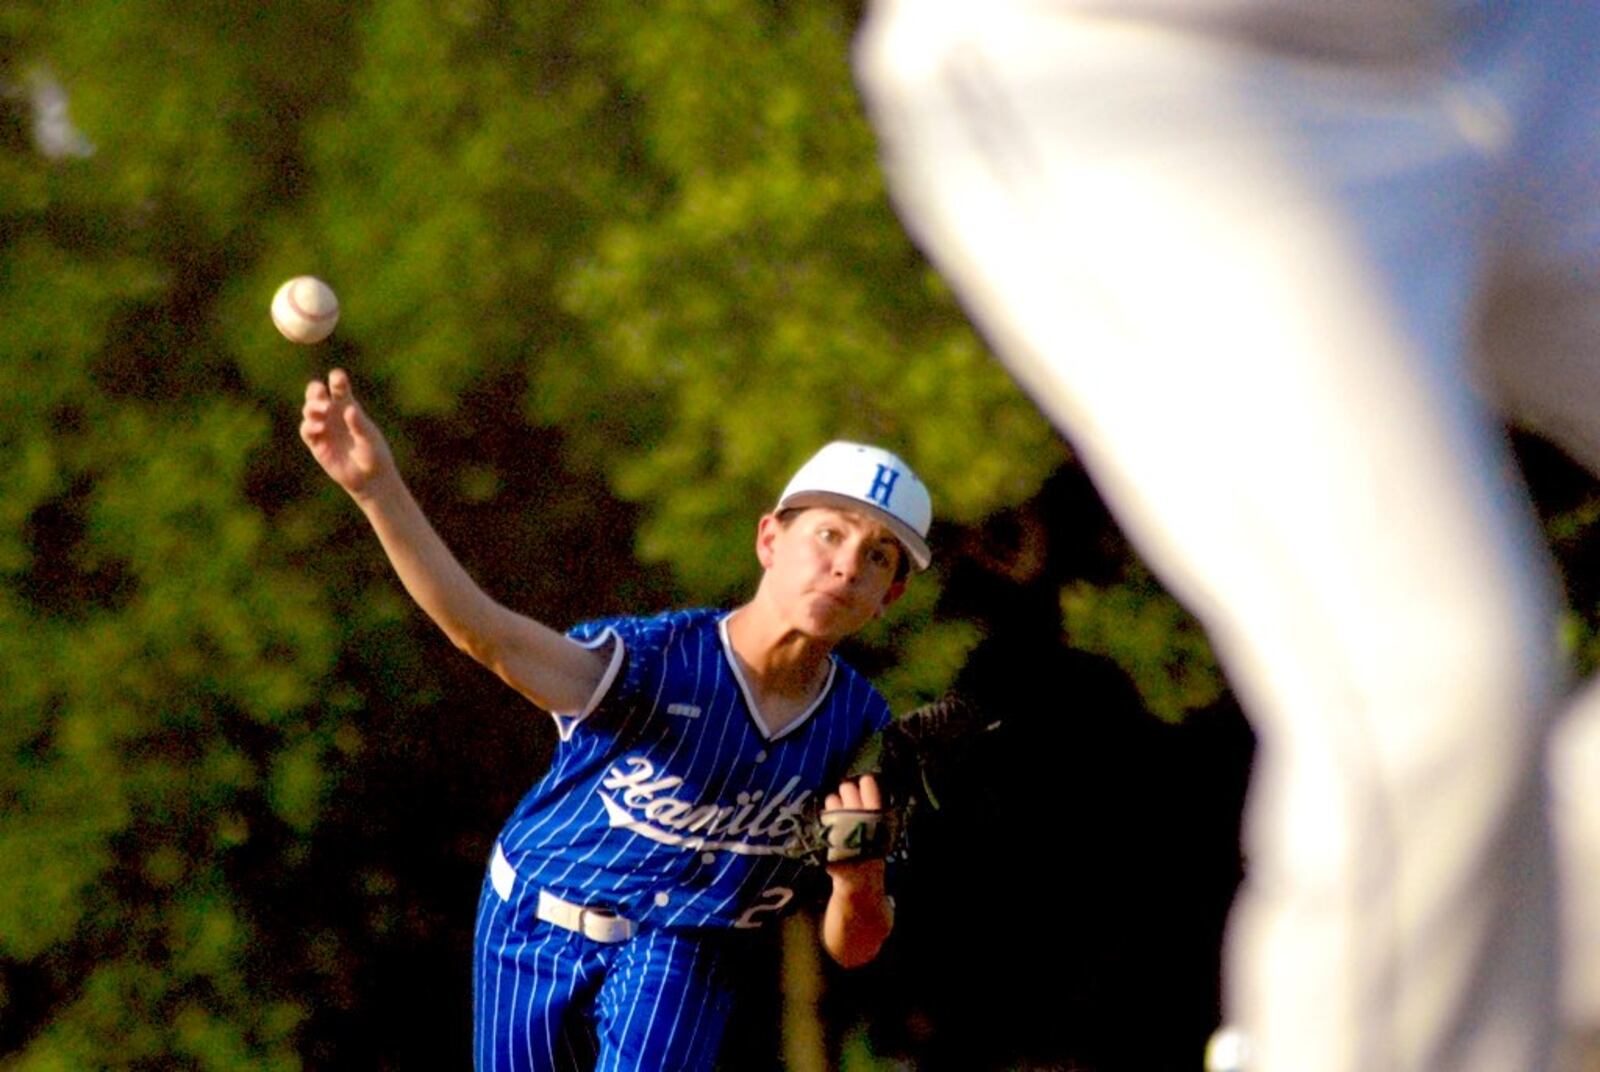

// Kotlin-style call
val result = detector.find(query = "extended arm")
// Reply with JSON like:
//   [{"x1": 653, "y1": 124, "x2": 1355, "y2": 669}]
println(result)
[{"x1": 299, "y1": 369, "x2": 606, "y2": 714}]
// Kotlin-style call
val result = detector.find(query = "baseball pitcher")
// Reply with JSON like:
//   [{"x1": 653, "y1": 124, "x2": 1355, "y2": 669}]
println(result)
[{"x1": 300, "y1": 369, "x2": 931, "y2": 1071}]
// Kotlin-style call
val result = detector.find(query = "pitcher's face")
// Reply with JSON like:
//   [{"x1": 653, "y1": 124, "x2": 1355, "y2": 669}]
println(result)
[{"x1": 756, "y1": 506, "x2": 906, "y2": 640}]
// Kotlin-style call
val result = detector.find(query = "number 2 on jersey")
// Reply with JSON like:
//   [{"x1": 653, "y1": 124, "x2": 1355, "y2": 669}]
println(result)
[{"x1": 733, "y1": 886, "x2": 795, "y2": 929}]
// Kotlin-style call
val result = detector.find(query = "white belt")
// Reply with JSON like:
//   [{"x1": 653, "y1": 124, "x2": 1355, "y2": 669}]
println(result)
[{"x1": 536, "y1": 889, "x2": 637, "y2": 944}]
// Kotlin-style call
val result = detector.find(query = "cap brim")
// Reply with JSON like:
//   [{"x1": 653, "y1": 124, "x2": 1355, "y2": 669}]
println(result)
[{"x1": 776, "y1": 491, "x2": 931, "y2": 572}]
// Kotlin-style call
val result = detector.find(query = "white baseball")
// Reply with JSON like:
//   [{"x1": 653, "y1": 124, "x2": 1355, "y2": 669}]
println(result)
[{"x1": 271, "y1": 275, "x2": 340, "y2": 344}]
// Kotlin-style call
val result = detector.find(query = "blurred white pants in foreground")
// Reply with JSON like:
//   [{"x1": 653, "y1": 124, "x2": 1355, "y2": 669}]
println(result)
[{"x1": 856, "y1": 3, "x2": 1600, "y2": 1070}]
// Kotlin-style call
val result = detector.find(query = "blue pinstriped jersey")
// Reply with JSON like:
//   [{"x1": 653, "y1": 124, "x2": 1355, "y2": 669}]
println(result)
[{"x1": 493, "y1": 607, "x2": 891, "y2": 931}]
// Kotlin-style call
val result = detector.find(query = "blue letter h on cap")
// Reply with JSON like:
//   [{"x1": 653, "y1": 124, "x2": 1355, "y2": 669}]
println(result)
[{"x1": 868, "y1": 464, "x2": 900, "y2": 508}]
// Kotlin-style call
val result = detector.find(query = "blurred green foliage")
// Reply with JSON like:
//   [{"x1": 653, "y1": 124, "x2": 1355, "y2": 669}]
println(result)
[{"x1": 1062, "y1": 564, "x2": 1226, "y2": 725}]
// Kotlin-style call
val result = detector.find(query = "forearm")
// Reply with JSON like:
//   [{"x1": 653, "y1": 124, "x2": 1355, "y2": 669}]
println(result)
[
  {"x1": 354, "y1": 471, "x2": 493, "y2": 645},
  {"x1": 821, "y1": 864, "x2": 894, "y2": 968},
  {"x1": 352, "y1": 471, "x2": 599, "y2": 712}
]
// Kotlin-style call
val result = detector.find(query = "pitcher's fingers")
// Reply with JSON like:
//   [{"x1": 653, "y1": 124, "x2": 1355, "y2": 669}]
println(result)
[
  {"x1": 328, "y1": 368, "x2": 352, "y2": 398},
  {"x1": 341, "y1": 398, "x2": 368, "y2": 441},
  {"x1": 303, "y1": 381, "x2": 331, "y2": 423},
  {"x1": 856, "y1": 774, "x2": 881, "y2": 810},
  {"x1": 302, "y1": 393, "x2": 330, "y2": 422},
  {"x1": 825, "y1": 792, "x2": 843, "y2": 811}
]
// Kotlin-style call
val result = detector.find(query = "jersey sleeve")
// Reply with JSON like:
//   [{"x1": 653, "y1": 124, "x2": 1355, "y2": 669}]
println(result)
[
  {"x1": 547, "y1": 612, "x2": 689, "y2": 743},
  {"x1": 546, "y1": 617, "x2": 629, "y2": 742}
]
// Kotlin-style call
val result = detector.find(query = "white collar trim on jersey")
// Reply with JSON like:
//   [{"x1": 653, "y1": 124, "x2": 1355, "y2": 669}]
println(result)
[{"x1": 718, "y1": 612, "x2": 836, "y2": 742}]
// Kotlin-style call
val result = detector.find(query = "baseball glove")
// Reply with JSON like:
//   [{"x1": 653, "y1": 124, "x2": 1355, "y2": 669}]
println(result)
[
  {"x1": 809, "y1": 805, "x2": 905, "y2": 866},
  {"x1": 791, "y1": 692, "x2": 1001, "y2": 867}
]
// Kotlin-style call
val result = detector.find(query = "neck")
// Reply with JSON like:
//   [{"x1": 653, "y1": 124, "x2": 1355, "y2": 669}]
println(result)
[{"x1": 725, "y1": 603, "x2": 833, "y2": 701}]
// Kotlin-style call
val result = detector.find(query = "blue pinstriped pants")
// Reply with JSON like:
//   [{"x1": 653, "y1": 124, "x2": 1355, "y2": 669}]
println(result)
[{"x1": 472, "y1": 869, "x2": 741, "y2": 1071}]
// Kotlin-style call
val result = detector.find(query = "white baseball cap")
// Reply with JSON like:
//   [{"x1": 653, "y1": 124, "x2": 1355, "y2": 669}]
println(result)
[{"x1": 776, "y1": 441, "x2": 932, "y2": 571}]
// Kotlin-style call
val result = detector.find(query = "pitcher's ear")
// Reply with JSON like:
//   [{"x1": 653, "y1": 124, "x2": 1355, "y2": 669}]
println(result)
[{"x1": 755, "y1": 512, "x2": 781, "y2": 569}]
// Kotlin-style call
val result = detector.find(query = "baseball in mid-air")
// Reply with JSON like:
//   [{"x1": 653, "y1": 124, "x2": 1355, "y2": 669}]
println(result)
[{"x1": 271, "y1": 275, "x2": 340, "y2": 344}]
